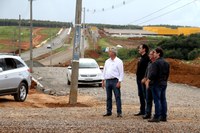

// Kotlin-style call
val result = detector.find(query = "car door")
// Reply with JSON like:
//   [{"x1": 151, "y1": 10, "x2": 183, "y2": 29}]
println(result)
[
  {"x1": 0, "y1": 58, "x2": 8, "y2": 90},
  {"x1": 3, "y1": 58, "x2": 21, "y2": 90}
]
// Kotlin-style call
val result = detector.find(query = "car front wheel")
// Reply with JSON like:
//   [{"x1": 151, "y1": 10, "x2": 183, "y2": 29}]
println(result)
[{"x1": 14, "y1": 82, "x2": 28, "y2": 102}]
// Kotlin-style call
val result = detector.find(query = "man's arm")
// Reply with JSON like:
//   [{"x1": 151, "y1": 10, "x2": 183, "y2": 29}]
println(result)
[{"x1": 116, "y1": 60, "x2": 124, "y2": 88}]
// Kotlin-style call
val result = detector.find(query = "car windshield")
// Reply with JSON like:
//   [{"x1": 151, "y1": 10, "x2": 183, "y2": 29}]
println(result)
[{"x1": 79, "y1": 62, "x2": 98, "y2": 68}]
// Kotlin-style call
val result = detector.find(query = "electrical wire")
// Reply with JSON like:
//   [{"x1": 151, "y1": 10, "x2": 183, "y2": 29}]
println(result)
[
  {"x1": 129, "y1": 0, "x2": 182, "y2": 24},
  {"x1": 136, "y1": 0, "x2": 197, "y2": 25},
  {"x1": 85, "y1": 0, "x2": 135, "y2": 14}
]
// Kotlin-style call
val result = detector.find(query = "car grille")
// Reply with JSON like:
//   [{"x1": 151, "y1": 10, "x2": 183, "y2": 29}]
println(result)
[
  {"x1": 81, "y1": 74, "x2": 97, "y2": 77},
  {"x1": 79, "y1": 80, "x2": 102, "y2": 83}
]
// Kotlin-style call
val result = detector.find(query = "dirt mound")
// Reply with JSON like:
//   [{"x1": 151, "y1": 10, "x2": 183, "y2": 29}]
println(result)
[
  {"x1": 167, "y1": 58, "x2": 200, "y2": 87},
  {"x1": 85, "y1": 49, "x2": 100, "y2": 59},
  {"x1": 53, "y1": 60, "x2": 71, "y2": 67},
  {"x1": 124, "y1": 58, "x2": 200, "y2": 88},
  {"x1": 33, "y1": 28, "x2": 47, "y2": 47},
  {"x1": 124, "y1": 58, "x2": 138, "y2": 73}
]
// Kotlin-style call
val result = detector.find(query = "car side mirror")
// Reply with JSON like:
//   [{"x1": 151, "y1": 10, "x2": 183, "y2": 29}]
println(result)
[
  {"x1": 100, "y1": 66, "x2": 104, "y2": 70},
  {"x1": 67, "y1": 66, "x2": 72, "y2": 69},
  {"x1": 0, "y1": 67, "x2": 3, "y2": 72}
]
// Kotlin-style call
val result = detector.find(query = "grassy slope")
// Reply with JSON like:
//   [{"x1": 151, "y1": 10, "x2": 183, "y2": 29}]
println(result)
[{"x1": 0, "y1": 26, "x2": 60, "y2": 51}]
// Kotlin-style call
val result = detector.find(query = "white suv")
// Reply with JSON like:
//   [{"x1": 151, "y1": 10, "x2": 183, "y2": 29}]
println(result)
[{"x1": 0, "y1": 54, "x2": 31, "y2": 102}]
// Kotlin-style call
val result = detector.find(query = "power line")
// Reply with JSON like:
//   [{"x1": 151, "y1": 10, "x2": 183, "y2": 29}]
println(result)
[
  {"x1": 135, "y1": 0, "x2": 197, "y2": 25},
  {"x1": 85, "y1": 0, "x2": 135, "y2": 13},
  {"x1": 129, "y1": 0, "x2": 182, "y2": 24}
]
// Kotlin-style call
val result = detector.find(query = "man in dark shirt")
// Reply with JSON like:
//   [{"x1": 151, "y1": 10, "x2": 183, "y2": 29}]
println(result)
[
  {"x1": 142, "y1": 50, "x2": 156, "y2": 119},
  {"x1": 134, "y1": 44, "x2": 150, "y2": 116},
  {"x1": 147, "y1": 47, "x2": 170, "y2": 122}
]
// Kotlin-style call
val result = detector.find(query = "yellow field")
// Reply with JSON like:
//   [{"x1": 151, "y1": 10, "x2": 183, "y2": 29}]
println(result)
[{"x1": 143, "y1": 26, "x2": 200, "y2": 35}]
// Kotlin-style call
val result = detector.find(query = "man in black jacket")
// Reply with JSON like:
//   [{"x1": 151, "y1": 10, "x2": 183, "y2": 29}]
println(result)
[
  {"x1": 142, "y1": 50, "x2": 156, "y2": 119},
  {"x1": 147, "y1": 47, "x2": 170, "y2": 122},
  {"x1": 134, "y1": 44, "x2": 150, "y2": 116}
]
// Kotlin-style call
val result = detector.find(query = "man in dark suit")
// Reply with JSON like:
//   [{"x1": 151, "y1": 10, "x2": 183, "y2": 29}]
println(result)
[{"x1": 134, "y1": 44, "x2": 150, "y2": 116}]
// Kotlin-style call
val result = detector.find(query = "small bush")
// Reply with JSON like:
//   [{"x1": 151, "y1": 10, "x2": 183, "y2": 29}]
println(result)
[
  {"x1": 118, "y1": 48, "x2": 138, "y2": 60},
  {"x1": 165, "y1": 49, "x2": 184, "y2": 59},
  {"x1": 158, "y1": 33, "x2": 200, "y2": 60},
  {"x1": 188, "y1": 49, "x2": 200, "y2": 60}
]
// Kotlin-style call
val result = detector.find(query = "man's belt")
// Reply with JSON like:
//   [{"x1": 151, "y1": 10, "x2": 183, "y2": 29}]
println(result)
[{"x1": 107, "y1": 78, "x2": 118, "y2": 80}]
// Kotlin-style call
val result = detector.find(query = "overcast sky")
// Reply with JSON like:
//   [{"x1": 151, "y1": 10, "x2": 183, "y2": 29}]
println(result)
[{"x1": 0, "y1": 0, "x2": 200, "y2": 27}]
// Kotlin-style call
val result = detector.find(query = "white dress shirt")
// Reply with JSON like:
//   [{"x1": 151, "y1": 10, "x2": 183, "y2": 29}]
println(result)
[{"x1": 102, "y1": 57, "x2": 124, "y2": 82}]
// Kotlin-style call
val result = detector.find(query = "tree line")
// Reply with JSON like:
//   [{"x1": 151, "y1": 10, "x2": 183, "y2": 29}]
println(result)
[
  {"x1": 87, "y1": 23, "x2": 142, "y2": 29},
  {"x1": 87, "y1": 23, "x2": 193, "y2": 30},
  {"x1": 144, "y1": 24, "x2": 194, "y2": 29},
  {"x1": 116, "y1": 33, "x2": 200, "y2": 61},
  {"x1": 156, "y1": 34, "x2": 200, "y2": 60},
  {"x1": 0, "y1": 19, "x2": 73, "y2": 28}
]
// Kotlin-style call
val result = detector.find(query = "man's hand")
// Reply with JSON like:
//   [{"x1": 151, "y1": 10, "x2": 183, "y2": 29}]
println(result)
[
  {"x1": 145, "y1": 79, "x2": 150, "y2": 89},
  {"x1": 102, "y1": 80, "x2": 105, "y2": 89},
  {"x1": 116, "y1": 82, "x2": 121, "y2": 89},
  {"x1": 141, "y1": 78, "x2": 147, "y2": 84}
]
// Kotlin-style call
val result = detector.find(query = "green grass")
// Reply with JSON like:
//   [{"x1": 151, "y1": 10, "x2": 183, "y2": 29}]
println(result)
[
  {"x1": 0, "y1": 26, "x2": 30, "y2": 42},
  {"x1": 0, "y1": 44, "x2": 15, "y2": 51},
  {"x1": 0, "y1": 44, "x2": 6, "y2": 49},
  {"x1": 0, "y1": 26, "x2": 60, "y2": 43},
  {"x1": 0, "y1": 26, "x2": 17, "y2": 40},
  {"x1": 0, "y1": 26, "x2": 60, "y2": 52},
  {"x1": 98, "y1": 38, "x2": 111, "y2": 48}
]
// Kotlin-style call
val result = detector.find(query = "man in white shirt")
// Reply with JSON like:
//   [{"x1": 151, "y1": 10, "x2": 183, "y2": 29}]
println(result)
[{"x1": 102, "y1": 47, "x2": 124, "y2": 117}]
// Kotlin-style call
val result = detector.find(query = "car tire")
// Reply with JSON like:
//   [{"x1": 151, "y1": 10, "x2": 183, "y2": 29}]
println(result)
[
  {"x1": 67, "y1": 80, "x2": 71, "y2": 85},
  {"x1": 14, "y1": 82, "x2": 28, "y2": 102}
]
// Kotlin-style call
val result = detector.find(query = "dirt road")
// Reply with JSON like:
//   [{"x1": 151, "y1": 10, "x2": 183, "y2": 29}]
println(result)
[
  {"x1": 38, "y1": 45, "x2": 73, "y2": 66},
  {"x1": 0, "y1": 67, "x2": 199, "y2": 132},
  {"x1": 38, "y1": 34, "x2": 89, "y2": 66},
  {"x1": 21, "y1": 28, "x2": 70, "y2": 61}
]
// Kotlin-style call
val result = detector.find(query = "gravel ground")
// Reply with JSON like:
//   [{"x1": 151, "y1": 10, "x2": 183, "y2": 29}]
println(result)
[{"x1": 0, "y1": 67, "x2": 200, "y2": 133}]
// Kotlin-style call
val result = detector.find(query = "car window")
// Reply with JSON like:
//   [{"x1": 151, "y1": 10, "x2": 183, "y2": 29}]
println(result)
[
  {"x1": 0, "y1": 58, "x2": 6, "y2": 71},
  {"x1": 14, "y1": 58, "x2": 25, "y2": 68},
  {"x1": 4, "y1": 58, "x2": 17, "y2": 71},
  {"x1": 79, "y1": 62, "x2": 98, "y2": 68}
]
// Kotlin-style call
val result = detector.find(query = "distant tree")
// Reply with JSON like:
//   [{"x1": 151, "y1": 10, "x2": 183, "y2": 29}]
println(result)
[
  {"x1": 157, "y1": 33, "x2": 200, "y2": 60},
  {"x1": 0, "y1": 19, "x2": 73, "y2": 28}
]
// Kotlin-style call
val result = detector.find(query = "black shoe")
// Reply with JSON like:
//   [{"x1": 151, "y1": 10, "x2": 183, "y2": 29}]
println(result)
[
  {"x1": 148, "y1": 117, "x2": 160, "y2": 122},
  {"x1": 103, "y1": 113, "x2": 112, "y2": 117},
  {"x1": 117, "y1": 114, "x2": 122, "y2": 117},
  {"x1": 160, "y1": 117, "x2": 167, "y2": 122},
  {"x1": 143, "y1": 114, "x2": 151, "y2": 119},
  {"x1": 134, "y1": 112, "x2": 144, "y2": 116}
]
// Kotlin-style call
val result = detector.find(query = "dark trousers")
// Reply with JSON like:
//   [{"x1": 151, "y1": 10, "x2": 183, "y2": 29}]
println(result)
[
  {"x1": 145, "y1": 86, "x2": 153, "y2": 115},
  {"x1": 152, "y1": 84, "x2": 167, "y2": 119},
  {"x1": 136, "y1": 78, "x2": 146, "y2": 114},
  {"x1": 106, "y1": 79, "x2": 122, "y2": 114}
]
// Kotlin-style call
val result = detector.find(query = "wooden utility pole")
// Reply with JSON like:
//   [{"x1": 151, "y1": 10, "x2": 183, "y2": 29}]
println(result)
[
  {"x1": 69, "y1": 0, "x2": 82, "y2": 105},
  {"x1": 81, "y1": 7, "x2": 85, "y2": 58},
  {"x1": 29, "y1": 0, "x2": 33, "y2": 72},
  {"x1": 18, "y1": 14, "x2": 21, "y2": 56}
]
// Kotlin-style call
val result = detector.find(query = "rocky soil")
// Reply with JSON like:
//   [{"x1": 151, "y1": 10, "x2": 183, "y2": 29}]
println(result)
[{"x1": 0, "y1": 67, "x2": 200, "y2": 133}]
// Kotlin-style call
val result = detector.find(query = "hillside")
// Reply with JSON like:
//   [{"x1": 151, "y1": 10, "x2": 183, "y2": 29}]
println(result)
[{"x1": 124, "y1": 58, "x2": 200, "y2": 88}]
